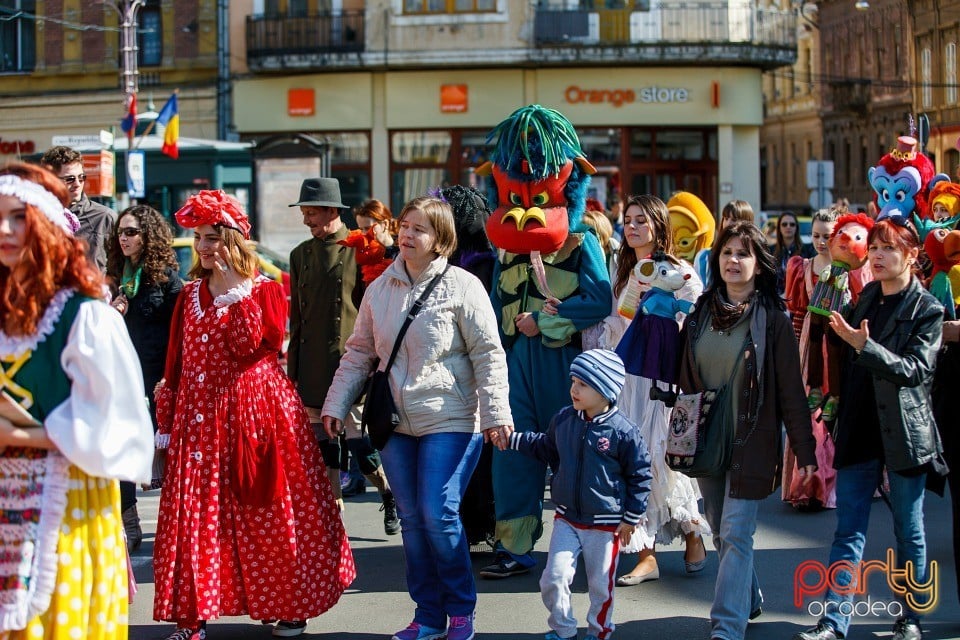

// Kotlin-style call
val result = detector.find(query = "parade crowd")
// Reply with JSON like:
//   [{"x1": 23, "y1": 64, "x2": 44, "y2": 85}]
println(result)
[{"x1": 0, "y1": 105, "x2": 956, "y2": 640}]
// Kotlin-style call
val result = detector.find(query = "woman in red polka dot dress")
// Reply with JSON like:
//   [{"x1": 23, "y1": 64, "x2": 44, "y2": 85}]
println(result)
[{"x1": 152, "y1": 191, "x2": 355, "y2": 640}]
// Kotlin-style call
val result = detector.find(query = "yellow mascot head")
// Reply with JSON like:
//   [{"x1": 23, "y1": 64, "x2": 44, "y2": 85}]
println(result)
[{"x1": 667, "y1": 191, "x2": 715, "y2": 262}]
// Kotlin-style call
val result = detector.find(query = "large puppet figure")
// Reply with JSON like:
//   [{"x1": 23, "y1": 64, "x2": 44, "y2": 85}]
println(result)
[
  {"x1": 868, "y1": 135, "x2": 940, "y2": 220},
  {"x1": 806, "y1": 213, "x2": 874, "y2": 422},
  {"x1": 476, "y1": 105, "x2": 612, "y2": 578},
  {"x1": 667, "y1": 191, "x2": 716, "y2": 265}
]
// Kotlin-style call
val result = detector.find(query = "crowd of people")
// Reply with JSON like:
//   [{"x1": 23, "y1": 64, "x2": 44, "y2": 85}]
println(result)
[{"x1": 0, "y1": 126, "x2": 955, "y2": 640}]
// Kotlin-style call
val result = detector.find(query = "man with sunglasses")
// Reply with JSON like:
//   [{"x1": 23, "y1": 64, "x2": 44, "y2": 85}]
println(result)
[{"x1": 40, "y1": 145, "x2": 117, "y2": 271}]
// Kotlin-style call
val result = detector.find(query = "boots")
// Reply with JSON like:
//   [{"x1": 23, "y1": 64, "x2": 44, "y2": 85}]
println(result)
[
  {"x1": 381, "y1": 491, "x2": 400, "y2": 535},
  {"x1": 122, "y1": 505, "x2": 142, "y2": 553}
]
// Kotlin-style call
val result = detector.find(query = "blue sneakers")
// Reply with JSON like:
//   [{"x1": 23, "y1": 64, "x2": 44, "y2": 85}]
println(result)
[
  {"x1": 392, "y1": 622, "x2": 447, "y2": 640},
  {"x1": 447, "y1": 614, "x2": 475, "y2": 640}
]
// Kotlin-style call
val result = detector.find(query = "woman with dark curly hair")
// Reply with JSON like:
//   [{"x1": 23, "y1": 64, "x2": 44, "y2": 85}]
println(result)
[{"x1": 106, "y1": 204, "x2": 182, "y2": 550}]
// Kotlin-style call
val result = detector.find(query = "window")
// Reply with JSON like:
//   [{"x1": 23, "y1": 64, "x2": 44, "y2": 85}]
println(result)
[
  {"x1": 0, "y1": 0, "x2": 36, "y2": 73},
  {"x1": 138, "y1": 2, "x2": 162, "y2": 67},
  {"x1": 404, "y1": 0, "x2": 494, "y2": 14},
  {"x1": 288, "y1": 0, "x2": 308, "y2": 17},
  {"x1": 922, "y1": 47, "x2": 932, "y2": 108},
  {"x1": 947, "y1": 42, "x2": 957, "y2": 105},
  {"x1": 947, "y1": 148, "x2": 960, "y2": 181}
]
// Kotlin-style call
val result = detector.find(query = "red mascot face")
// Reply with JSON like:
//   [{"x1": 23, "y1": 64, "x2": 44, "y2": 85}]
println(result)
[
  {"x1": 829, "y1": 221, "x2": 871, "y2": 269},
  {"x1": 485, "y1": 161, "x2": 573, "y2": 255}
]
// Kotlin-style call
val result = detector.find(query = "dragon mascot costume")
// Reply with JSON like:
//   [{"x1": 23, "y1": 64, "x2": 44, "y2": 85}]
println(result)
[{"x1": 477, "y1": 105, "x2": 612, "y2": 575}]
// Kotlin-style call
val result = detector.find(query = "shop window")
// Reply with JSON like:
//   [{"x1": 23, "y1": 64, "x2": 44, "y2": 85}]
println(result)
[
  {"x1": 657, "y1": 130, "x2": 704, "y2": 161},
  {"x1": 138, "y1": 2, "x2": 162, "y2": 67},
  {"x1": 0, "y1": 0, "x2": 36, "y2": 73},
  {"x1": 328, "y1": 132, "x2": 370, "y2": 164},
  {"x1": 578, "y1": 128, "x2": 621, "y2": 164},
  {"x1": 392, "y1": 131, "x2": 451, "y2": 164},
  {"x1": 630, "y1": 130, "x2": 652, "y2": 160}
]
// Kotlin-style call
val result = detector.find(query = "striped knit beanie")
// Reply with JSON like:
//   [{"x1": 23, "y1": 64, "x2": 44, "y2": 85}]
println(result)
[{"x1": 570, "y1": 349, "x2": 626, "y2": 404}]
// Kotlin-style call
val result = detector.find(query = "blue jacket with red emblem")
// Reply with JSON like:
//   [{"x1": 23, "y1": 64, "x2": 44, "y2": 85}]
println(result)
[{"x1": 509, "y1": 405, "x2": 651, "y2": 527}]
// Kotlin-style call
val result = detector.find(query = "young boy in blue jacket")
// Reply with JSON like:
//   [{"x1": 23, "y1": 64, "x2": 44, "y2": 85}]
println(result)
[{"x1": 507, "y1": 349, "x2": 652, "y2": 640}]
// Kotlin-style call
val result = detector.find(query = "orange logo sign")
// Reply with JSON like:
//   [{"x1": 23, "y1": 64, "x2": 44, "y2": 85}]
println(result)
[
  {"x1": 441, "y1": 84, "x2": 468, "y2": 113},
  {"x1": 288, "y1": 88, "x2": 315, "y2": 117}
]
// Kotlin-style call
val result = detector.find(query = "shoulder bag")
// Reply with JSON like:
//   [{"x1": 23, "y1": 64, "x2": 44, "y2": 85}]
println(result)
[
  {"x1": 665, "y1": 335, "x2": 749, "y2": 478},
  {"x1": 362, "y1": 265, "x2": 449, "y2": 450}
]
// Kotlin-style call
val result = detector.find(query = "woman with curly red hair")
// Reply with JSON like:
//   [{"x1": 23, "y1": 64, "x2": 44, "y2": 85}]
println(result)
[
  {"x1": 0, "y1": 161, "x2": 153, "y2": 638},
  {"x1": 152, "y1": 191, "x2": 355, "y2": 640}
]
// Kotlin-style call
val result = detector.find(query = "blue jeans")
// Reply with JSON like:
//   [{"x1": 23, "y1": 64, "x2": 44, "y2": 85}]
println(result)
[
  {"x1": 380, "y1": 431, "x2": 483, "y2": 628},
  {"x1": 820, "y1": 459, "x2": 929, "y2": 637},
  {"x1": 698, "y1": 473, "x2": 763, "y2": 640}
]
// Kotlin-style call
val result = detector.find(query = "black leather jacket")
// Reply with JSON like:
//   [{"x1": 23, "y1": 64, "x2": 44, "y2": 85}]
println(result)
[{"x1": 834, "y1": 278, "x2": 944, "y2": 472}]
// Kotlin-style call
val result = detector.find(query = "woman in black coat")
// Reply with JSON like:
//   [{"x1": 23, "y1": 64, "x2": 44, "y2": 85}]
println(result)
[
  {"x1": 106, "y1": 204, "x2": 182, "y2": 551},
  {"x1": 795, "y1": 217, "x2": 945, "y2": 640}
]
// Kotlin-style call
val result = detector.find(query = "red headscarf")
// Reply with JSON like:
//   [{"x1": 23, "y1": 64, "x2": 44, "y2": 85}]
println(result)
[{"x1": 174, "y1": 190, "x2": 252, "y2": 239}]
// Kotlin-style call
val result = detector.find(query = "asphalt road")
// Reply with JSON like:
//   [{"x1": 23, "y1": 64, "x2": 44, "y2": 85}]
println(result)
[{"x1": 128, "y1": 483, "x2": 960, "y2": 640}]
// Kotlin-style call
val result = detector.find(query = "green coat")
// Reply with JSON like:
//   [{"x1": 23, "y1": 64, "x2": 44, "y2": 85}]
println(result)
[{"x1": 287, "y1": 225, "x2": 363, "y2": 408}]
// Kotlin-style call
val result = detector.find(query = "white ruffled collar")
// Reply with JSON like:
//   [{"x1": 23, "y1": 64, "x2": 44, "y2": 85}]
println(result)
[
  {"x1": 190, "y1": 276, "x2": 266, "y2": 320},
  {"x1": 0, "y1": 288, "x2": 76, "y2": 359}
]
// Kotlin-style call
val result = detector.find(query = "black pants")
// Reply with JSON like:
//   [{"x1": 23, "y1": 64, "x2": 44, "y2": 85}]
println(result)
[{"x1": 933, "y1": 343, "x2": 960, "y2": 604}]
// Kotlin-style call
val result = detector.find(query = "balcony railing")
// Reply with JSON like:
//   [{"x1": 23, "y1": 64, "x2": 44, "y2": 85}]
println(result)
[
  {"x1": 828, "y1": 79, "x2": 871, "y2": 114},
  {"x1": 533, "y1": 3, "x2": 796, "y2": 68},
  {"x1": 246, "y1": 11, "x2": 365, "y2": 69}
]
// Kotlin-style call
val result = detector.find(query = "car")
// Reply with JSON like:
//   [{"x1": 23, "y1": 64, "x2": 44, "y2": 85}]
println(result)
[{"x1": 171, "y1": 237, "x2": 291, "y2": 300}]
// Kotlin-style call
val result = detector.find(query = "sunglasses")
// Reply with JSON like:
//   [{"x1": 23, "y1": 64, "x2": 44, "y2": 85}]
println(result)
[
  {"x1": 119, "y1": 228, "x2": 141, "y2": 238},
  {"x1": 60, "y1": 174, "x2": 86, "y2": 185},
  {"x1": 780, "y1": 222, "x2": 797, "y2": 228}
]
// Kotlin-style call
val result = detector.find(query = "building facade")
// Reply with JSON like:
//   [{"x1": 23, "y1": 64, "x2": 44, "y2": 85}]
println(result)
[
  {"x1": 232, "y1": 0, "x2": 798, "y2": 251},
  {"x1": 819, "y1": 0, "x2": 915, "y2": 209},
  {"x1": 759, "y1": 0, "x2": 823, "y2": 213},
  {"x1": 911, "y1": 0, "x2": 960, "y2": 181},
  {"x1": 0, "y1": 0, "x2": 222, "y2": 204}
]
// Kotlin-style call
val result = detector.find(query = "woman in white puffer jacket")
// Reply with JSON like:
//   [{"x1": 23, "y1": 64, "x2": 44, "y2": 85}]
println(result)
[{"x1": 322, "y1": 196, "x2": 513, "y2": 640}]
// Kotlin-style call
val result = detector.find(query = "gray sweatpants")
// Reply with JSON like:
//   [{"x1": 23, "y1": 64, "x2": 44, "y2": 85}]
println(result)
[{"x1": 540, "y1": 516, "x2": 621, "y2": 639}]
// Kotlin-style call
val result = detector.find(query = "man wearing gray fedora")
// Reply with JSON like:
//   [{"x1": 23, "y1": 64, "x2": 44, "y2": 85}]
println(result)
[{"x1": 287, "y1": 178, "x2": 399, "y2": 534}]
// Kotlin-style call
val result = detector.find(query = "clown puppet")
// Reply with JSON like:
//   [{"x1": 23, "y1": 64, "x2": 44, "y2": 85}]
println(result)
[
  {"x1": 806, "y1": 213, "x2": 874, "y2": 422},
  {"x1": 476, "y1": 105, "x2": 612, "y2": 577}
]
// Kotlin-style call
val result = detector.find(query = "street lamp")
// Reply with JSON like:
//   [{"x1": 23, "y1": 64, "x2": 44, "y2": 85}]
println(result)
[{"x1": 102, "y1": 1, "x2": 145, "y2": 99}]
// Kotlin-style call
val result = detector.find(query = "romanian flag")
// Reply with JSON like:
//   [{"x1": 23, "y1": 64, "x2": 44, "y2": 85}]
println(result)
[
  {"x1": 156, "y1": 92, "x2": 180, "y2": 159},
  {"x1": 120, "y1": 93, "x2": 137, "y2": 145}
]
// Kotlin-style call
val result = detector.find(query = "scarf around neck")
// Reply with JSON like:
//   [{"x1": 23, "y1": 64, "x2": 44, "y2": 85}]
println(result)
[
  {"x1": 709, "y1": 289, "x2": 754, "y2": 331},
  {"x1": 121, "y1": 260, "x2": 142, "y2": 299}
]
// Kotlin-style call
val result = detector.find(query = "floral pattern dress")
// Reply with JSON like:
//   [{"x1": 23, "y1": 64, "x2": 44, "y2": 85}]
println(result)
[
  {"x1": 153, "y1": 277, "x2": 355, "y2": 627},
  {"x1": 600, "y1": 261, "x2": 710, "y2": 550}
]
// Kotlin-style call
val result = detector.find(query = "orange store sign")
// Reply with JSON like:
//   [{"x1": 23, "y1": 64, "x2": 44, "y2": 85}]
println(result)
[
  {"x1": 440, "y1": 84, "x2": 468, "y2": 113},
  {"x1": 288, "y1": 88, "x2": 315, "y2": 116},
  {"x1": 564, "y1": 85, "x2": 690, "y2": 107}
]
